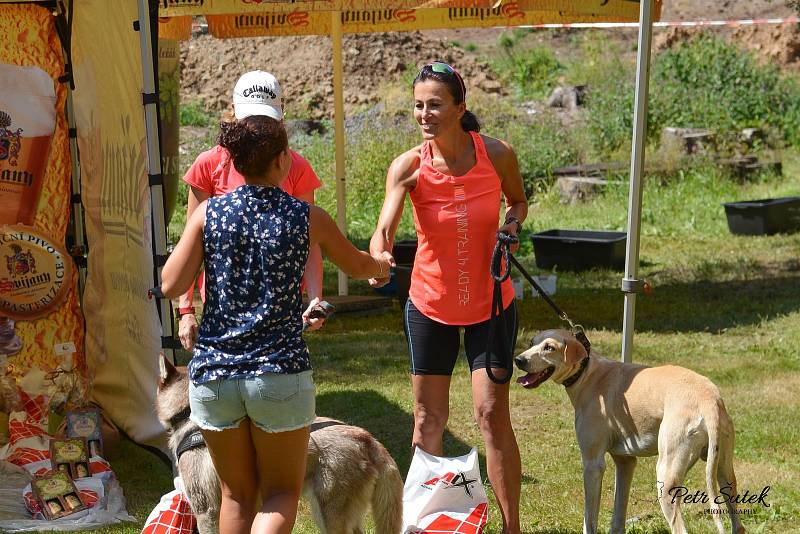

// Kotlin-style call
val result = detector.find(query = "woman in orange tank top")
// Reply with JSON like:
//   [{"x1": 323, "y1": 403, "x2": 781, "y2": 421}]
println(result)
[{"x1": 370, "y1": 62, "x2": 528, "y2": 534}]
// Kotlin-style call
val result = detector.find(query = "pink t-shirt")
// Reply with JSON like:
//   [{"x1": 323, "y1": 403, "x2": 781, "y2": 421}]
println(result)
[
  {"x1": 182, "y1": 145, "x2": 321, "y2": 302},
  {"x1": 183, "y1": 145, "x2": 321, "y2": 198}
]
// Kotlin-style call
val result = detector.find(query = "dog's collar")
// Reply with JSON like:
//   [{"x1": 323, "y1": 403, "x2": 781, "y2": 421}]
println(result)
[
  {"x1": 167, "y1": 406, "x2": 192, "y2": 430},
  {"x1": 561, "y1": 356, "x2": 590, "y2": 388},
  {"x1": 175, "y1": 430, "x2": 205, "y2": 460}
]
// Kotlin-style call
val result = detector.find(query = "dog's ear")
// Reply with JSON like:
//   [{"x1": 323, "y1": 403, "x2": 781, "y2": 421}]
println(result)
[
  {"x1": 158, "y1": 352, "x2": 179, "y2": 387},
  {"x1": 564, "y1": 335, "x2": 588, "y2": 366}
]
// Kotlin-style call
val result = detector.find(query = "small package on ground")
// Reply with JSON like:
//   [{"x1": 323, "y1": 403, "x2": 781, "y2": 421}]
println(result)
[
  {"x1": 30, "y1": 472, "x2": 86, "y2": 520},
  {"x1": 65, "y1": 408, "x2": 104, "y2": 457},
  {"x1": 402, "y1": 448, "x2": 489, "y2": 534},
  {"x1": 49, "y1": 438, "x2": 90, "y2": 479}
]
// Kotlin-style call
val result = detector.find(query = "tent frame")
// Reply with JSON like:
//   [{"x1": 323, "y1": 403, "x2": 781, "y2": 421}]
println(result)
[
  {"x1": 621, "y1": 0, "x2": 654, "y2": 362},
  {"x1": 140, "y1": 1, "x2": 657, "y2": 360},
  {"x1": 138, "y1": 0, "x2": 176, "y2": 361}
]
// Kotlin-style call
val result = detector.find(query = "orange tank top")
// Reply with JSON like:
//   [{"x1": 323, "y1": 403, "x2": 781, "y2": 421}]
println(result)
[{"x1": 409, "y1": 131, "x2": 515, "y2": 325}]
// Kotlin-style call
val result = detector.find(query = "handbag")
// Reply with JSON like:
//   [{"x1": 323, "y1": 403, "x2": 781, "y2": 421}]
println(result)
[{"x1": 402, "y1": 447, "x2": 489, "y2": 533}]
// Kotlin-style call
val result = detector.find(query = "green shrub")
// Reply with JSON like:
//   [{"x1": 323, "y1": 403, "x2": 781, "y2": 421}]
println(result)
[
  {"x1": 567, "y1": 32, "x2": 641, "y2": 158},
  {"x1": 650, "y1": 35, "x2": 800, "y2": 149},
  {"x1": 574, "y1": 33, "x2": 800, "y2": 158},
  {"x1": 584, "y1": 75, "x2": 637, "y2": 157},
  {"x1": 492, "y1": 32, "x2": 564, "y2": 100},
  {"x1": 179, "y1": 100, "x2": 216, "y2": 128}
]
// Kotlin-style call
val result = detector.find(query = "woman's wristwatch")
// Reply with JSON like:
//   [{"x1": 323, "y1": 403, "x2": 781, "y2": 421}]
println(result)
[{"x1": 504, "y1": 216, "x2": 522, "y2": 234}]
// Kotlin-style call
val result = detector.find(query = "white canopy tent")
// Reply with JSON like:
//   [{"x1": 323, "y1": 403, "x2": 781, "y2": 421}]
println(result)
[
  {"x1": 0, "y1": 0, "x2": 656, "y2": 444},
  {"x1": 154, "y1": 0, "x2": 659, "y2": 361}
]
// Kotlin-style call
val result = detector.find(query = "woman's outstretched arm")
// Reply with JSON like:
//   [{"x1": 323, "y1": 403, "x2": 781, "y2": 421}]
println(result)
[{"x1": 161, "y1": 200, "x2": 207, "y2": 298}]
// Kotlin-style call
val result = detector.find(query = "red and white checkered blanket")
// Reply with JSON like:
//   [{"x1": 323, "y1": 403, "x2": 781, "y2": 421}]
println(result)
[{"x1": 140, "y1": 480, "x2": 196, "y2": 534}]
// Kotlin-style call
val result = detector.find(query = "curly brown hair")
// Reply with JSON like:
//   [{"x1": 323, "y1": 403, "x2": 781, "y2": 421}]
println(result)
[{"x1": 217, "y1": 116, "x2": 288, "y2": 179}]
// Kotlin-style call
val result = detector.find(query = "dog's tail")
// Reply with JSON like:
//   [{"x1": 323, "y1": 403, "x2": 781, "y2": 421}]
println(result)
[
  {"x1": 704, "y1": 399, "x2": 726, "y2": 534},
  {"x1": 370, "y1": 441, "x2": 404, "y2": 533}
]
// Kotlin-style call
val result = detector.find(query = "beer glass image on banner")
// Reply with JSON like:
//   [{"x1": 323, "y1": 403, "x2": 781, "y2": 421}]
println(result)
[{"x1": 0, "y1": 64, "x2": 56, "y2": 226}]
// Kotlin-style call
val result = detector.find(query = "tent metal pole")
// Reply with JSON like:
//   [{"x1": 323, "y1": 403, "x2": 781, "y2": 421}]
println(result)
[
  {"x1": 621, "y1": 0, "x2": 654, "y2": 364},
  {"x1": 53, "y1": 0, "x2": 87, "y2": 302},
  {"x1": 64, "y1": 88, "x2": 87, "y2": 301},
  {"x1": 137, "y1": 0, "x2": 174, "y2": 359},
  {"x1": 332, "y1": 10, "x2": 348, "y2": 296}
]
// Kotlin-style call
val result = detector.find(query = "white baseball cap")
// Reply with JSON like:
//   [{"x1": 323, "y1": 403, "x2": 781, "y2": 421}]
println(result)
[{"x1": 232, "y1": 70, "x2": 283, "y2": 120}]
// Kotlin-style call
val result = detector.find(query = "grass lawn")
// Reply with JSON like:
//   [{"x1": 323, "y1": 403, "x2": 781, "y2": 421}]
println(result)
[{"x1": 76, "y1": 156, "x2": 800, "y2": 534}]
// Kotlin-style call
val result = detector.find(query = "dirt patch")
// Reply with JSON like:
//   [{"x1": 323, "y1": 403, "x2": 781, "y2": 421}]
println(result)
[
  {"x1": 652, "y1": 0, "x2": 799, "y2": 68},
  {"x1": 179, "y1": 2, "x2": 796, "y2": 119},
  {"x1": 660, "y1": 0, "x2": 794, "y2": 21},
  {"x1": 732, "y1": 23, "x2": 800, "y2": 67},
  {"x1": 180, "y1": 31, "x2": 502, "y2": 119},
  {"x1": 654, "y1": 22, "x2": 800, "y2": 69}
]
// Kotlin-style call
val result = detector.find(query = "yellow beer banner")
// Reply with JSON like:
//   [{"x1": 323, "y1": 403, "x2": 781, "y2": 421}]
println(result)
[
  {"x1": 0, "y1": 4, "x2": 85, "y2": 379},
  {"x1": 161, "y1": 0, "x2": 495, "y2": 16},
  {"x1": 72, "y1": 0, "x2": 164, "y2": 444},
  {"x1": 158, "y1": 38, "x2": 182, "y2": 220},
  {"x1": 160, "y1": 0, "x2": 659, "y2": 18},
  {"x1": 159, "y1": 15, "x2": 192, "y2": 40},
  {"x1": 207, "y1": 3, "x2": 654, "y2": 37}
]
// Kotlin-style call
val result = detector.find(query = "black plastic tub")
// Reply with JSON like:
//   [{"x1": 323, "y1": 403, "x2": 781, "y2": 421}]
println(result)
[
  {"x1": 531, "y1": 230, "x2": 627, "y2": 271},
  {"x1": 722, "y1": 197, "x2": 800, "y2": 236},
  {"x1": 392, "y1": 239, "x2": 418, "y2": 265}
]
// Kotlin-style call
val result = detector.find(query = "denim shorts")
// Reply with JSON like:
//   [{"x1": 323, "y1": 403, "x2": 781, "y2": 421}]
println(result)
[{"x1": 188, "y1": 371, "x2": 315, "y2": 433}]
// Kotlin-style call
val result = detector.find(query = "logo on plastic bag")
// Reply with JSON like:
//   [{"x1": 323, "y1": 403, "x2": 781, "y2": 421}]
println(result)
[{"x1": 423, "y1": 471, "x2": 480, "y2": 498}]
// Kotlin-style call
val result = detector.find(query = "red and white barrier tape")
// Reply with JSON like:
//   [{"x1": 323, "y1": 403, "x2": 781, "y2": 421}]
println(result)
[{"x1": 515, "y1": 16, "x2": 799, "y2": 29}]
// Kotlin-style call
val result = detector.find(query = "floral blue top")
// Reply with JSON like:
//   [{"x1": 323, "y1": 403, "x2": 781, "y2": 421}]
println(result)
[{"x1": 189, "y1": 185, "x2": 311, "y2": 384}]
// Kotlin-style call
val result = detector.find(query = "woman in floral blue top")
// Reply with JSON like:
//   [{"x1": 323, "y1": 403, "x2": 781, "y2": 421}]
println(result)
[{"x1": 161, "y1": 115, "x2": 393, "y2": 534}]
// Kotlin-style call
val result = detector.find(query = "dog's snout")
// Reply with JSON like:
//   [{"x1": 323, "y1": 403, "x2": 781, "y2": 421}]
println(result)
[{"x1": 514, "y1": 355, "x2": 526, "y2": 367}]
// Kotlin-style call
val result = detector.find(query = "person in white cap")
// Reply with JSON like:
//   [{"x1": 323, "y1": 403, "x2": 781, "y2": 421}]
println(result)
[{"x1": 177, "y1": 71, "x2": 326, "y2": 350}]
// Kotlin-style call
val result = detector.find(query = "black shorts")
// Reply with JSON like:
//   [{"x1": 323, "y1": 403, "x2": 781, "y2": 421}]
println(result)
[{"x1": 403, "y1": 299, "x2": 518, "y2": 375}]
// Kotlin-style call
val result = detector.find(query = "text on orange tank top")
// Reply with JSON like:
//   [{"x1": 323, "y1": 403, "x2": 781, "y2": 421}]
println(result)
[{"x1": 408, "y1": 131, "x2": 515, "y2": 325}]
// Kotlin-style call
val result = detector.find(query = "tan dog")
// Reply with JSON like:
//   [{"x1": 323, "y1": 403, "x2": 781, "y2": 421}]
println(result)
[
  {"x1": 514, "y1": 329, "x2": 745, "y2": 534},
  {"x1": 156, "y1": 355, "x2": 403, "y2": 534}
]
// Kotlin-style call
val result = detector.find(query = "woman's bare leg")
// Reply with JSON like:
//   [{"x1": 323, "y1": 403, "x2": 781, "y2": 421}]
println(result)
[
  {"x1": 249, "y1": 422, "x2": 310, "y2": 534},
  {"x1": 201, "y1": 421, "x2": 258, "y2": 534},
  {"x1": 411, "y1": 374, "x2": 451, "y2": 455},
  {"x1": 471, "y1": 369, "x2": 521, "y2": 534}
]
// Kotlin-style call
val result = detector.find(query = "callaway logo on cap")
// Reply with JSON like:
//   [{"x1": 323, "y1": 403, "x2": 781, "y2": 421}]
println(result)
[{"x1": 232, "y1": 70, "x2": 283, "y2": 120}]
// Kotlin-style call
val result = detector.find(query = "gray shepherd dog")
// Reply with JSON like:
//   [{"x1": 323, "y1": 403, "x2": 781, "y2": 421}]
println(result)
[{"x1": 156, "y1": 355, "x2": 404, "y2": 534}]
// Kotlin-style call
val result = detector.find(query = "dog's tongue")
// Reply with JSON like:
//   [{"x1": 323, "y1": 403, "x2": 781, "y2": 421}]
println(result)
[
  {"x1": 516, "y1": 372, "x2": 543, "y2": 389},
  {"x1": 516, "y1": 366, "x2": 555, "y2": 388}
]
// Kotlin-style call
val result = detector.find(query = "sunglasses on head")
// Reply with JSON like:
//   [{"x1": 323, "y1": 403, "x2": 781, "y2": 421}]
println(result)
[{"x1": 425, "y1": 62, "x2": 466, "y2": 101}]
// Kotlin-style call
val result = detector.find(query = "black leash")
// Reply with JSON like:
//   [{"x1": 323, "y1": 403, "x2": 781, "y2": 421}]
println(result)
[
  {"x1": 484, "y1": 233, "x2": 516, "y2": 384},
  {"x1": 486, "y1": 232, "x2": 592, "y2": 385}
]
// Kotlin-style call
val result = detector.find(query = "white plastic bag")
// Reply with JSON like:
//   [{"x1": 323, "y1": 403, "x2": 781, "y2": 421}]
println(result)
[{"x1": 402, "y1": 448, "x2": 489, "y2": 534}]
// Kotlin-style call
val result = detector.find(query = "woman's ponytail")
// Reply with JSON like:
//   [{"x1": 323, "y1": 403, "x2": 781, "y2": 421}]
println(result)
[
  {"x1": 460, "y1": 110, "x2": 481, "y2": 133},
  {"x1": 217, "y1": 116, "x2": 287, "y2": 178}
]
